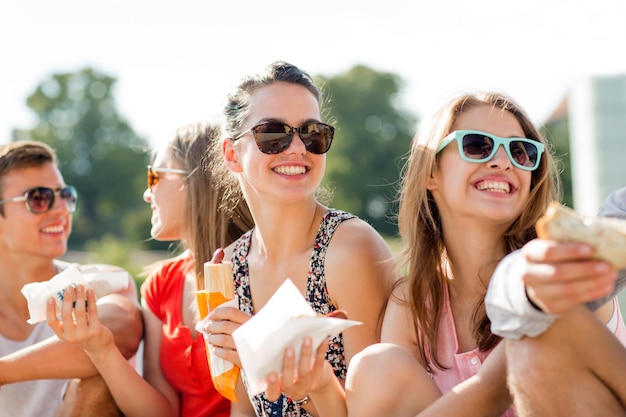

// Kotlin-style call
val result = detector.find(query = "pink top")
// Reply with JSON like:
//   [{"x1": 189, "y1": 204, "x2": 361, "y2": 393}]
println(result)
[
  {"x1": 434, "y1": 286, "x2": 626, "y2": 417},
  {"x1": 432, "y1": 285, "x2": 516, "y2": 417},
  {"x1": 609, "y1": 298, "x2": 626, "y2": 345}
]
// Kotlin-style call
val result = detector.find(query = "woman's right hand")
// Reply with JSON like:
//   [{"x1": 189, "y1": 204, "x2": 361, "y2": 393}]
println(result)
[
  {"x1": 45, "y1": 284, "x2": 114, "y2": 359},
  {"x1": 203, "y1": 305, "x2": 251, "y2": 367},
  {"x1": 521, "y1": 239, "x2": 618, "y2": 313}
]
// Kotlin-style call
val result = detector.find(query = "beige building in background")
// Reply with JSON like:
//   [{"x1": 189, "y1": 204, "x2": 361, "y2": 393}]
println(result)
[{"x1": 568, "y1": 74, "x2": 626, "y2": 216}]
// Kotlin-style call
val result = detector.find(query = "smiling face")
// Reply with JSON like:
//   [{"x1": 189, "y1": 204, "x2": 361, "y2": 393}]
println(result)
[
  {"x1": 427, "y1": 104, "x2": 532, "y2": 228},
  {"x1": 143, "y1": 149, "x2": 187, "y2": 241},
  {"x1": 0, "y1": 163, "x2": 72, "y2": 260},
  {"x1": 224, "y1": 81, "x2": 326, "y2": 207}
]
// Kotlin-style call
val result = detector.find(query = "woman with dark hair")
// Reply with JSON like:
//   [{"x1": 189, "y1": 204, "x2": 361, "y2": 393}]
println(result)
[{"x1": 204, "y1": 61, "x2": 399, "y2": 417}]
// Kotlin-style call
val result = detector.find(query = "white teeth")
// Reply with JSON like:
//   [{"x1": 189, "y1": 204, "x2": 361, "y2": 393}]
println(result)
[
  {"x1": 274, "y1": 165, "x2": 306, "y2": 175},
  {"x1": 42, "y1": 225, "x2": 64, "y2": 233},
  {"x1": 476, "y1": 180, "x2": 510, "y2": 194}
]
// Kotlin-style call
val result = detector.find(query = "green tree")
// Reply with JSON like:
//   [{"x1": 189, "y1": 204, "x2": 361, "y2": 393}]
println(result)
[
  {"x1": 11, "y1": 68, "x2": 158, "y2": 250},
  {"x1": 317, "y1": 65, "x2": 416, "y2": 236},
  {"x1": 543, "y1": 111, "x2": 573, "y2": 207}
]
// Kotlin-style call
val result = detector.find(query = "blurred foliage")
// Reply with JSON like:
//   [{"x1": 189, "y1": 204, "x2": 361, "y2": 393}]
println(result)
[
  {"x1": 11, "y1": 68, "x2": 168, "y2": 251},
  {"x1": 316, "y1": 65, "x2": 416, "y2": 236},
  {"x1": 10, "y1": 65, "x2": 579, "y2": 280},
  {"x1": 11, "y1": 65, "x2": 419, "y2": 274},
  {"x1": 543, "y1": 113, "x2": 573, "y2": 207},
  {"x1": 83, "y1": 234, "x2": 146, "y2": 291}
]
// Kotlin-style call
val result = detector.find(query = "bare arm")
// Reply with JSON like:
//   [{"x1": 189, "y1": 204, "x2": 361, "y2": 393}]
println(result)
[
  {"x1": 304, "y1": 218, "x2": 399, "y2": 417},
  {"x1": 204, "y1": 306, "x2": 255, "y2": 416},
  {"x1": 381, "y1": 281, "x2": 421, "y2": 358},
  {"x1": 326, "y1": 218, "x2": 399, "y2": 364},
  {"x1": 0, "y1": 282, "x2": 142, "y2": 384},
  {"x1": 140, "y1": 298, "x2": 181, "y2": 413},
  {"x1": 47, "y1": 285, "x2": 178, "y2": 417},
  {"x1": 229, "y1": 376, "x2": 256, "y2": 417}
]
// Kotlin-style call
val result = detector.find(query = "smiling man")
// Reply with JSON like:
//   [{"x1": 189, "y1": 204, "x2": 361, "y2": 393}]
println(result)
[{"x1": 0, "y1": 141, "x2": 143, "y2": 417}]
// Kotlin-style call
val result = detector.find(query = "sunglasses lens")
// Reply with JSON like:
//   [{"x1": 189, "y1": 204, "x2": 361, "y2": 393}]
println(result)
[
  {"x1": 462, "y1": 134, "x2": 494, "y2": 160},
  {"x1": 509, "y1": 141, "x2": 539, "y2": 169},
  {"x1": 251, "y1": 122, "x2": 334, "y2": 155},
  {"x1": 148, "y1": 169, "x2": 158, "y2": 189},
  {"x1": 462, "y1": 133, "x2": 540, "y2": 169},
  {"x1": 26, "y1": 187, "x2": 55, "y2": 213},
  {"x1": 252, "y1": 122, "x2": 292, "y2": 154},
  {"x1": 60, "y1": 187, "x2": 78, "y2": 212},
  {"x1": 299, "y1": 122, "x2": 334, "y2": 154}
]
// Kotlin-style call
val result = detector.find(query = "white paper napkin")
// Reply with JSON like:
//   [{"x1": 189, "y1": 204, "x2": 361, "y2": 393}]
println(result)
[
  {"x1": 232, "y1": 279, "x2": 361, "y2": 395},
  {"x1": 21, "y1": 264, "x2": 130, "y2": 324}
]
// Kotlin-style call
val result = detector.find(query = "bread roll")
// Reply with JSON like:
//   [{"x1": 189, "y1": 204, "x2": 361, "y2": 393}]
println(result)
[{"x1": 536, "y1": 202, "x2": 626, "y2": 269}]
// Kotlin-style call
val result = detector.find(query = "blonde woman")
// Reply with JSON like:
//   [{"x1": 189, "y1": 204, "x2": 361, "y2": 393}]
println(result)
[{"x1": 347, "y1": 91, "x2": 560, "y2": 416}]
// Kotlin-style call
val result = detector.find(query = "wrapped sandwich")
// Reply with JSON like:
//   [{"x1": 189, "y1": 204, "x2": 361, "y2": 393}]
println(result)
[{"x1": 536, "y1": 202, "x2": 626, "y2": 269}]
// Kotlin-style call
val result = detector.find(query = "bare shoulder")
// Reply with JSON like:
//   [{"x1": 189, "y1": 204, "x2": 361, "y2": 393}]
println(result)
[
  {"x1": 325, "y1": 216, "x2": 399, "y2": 305},
  {"x1": 327, "y1": 216, "x2": 395, "y2": 262}
]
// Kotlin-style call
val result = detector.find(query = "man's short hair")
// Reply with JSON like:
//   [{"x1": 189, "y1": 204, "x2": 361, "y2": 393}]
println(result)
[{"x1": 0, "y1": 141, "x2": 58, "y2": 214}]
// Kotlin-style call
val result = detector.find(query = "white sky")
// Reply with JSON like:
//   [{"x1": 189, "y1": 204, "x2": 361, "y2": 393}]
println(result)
[{"x1": 1, "y1": 0, "x2": 625, "y2": 148}]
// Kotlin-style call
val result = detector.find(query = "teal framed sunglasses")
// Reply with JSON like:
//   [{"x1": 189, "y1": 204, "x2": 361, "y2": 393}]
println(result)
[{"x1": 437, "y1": 130, "x2": 545, "y2": 171}]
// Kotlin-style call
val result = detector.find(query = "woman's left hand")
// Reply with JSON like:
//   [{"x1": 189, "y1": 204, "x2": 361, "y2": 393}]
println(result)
[{"x1": 264, "y1": 337, "x2": 334, "y2": 403}]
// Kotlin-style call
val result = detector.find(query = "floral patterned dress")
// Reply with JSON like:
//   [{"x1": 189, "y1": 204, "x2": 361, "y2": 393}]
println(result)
[{"x1": 232, "y1": 209, "x2": 355, "y2": 416}]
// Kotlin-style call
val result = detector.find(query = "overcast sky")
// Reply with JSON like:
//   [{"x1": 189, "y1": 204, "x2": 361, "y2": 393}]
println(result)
[{"x1": 2, "y1": 0, "x2": 625, "y2": 147}]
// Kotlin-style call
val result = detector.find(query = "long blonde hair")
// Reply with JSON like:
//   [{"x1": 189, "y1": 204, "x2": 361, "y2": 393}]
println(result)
[
  {"x1": 397, "y1": 92, "x2": 560, "y2": 371},
  {"x1": 153, "y1": 122, "x2": 254, "y2": 289}
]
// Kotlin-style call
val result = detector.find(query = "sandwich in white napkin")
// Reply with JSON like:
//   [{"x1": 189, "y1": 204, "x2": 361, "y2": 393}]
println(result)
[
  {"x1": 21, "y1": 263, "x2": 130, "y2": 324},
  {"x1": 232, "y1": 279, "x2": 361, "y2": 395}
]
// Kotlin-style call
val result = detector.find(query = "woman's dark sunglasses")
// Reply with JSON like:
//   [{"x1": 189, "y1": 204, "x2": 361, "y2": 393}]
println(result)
[
  {"x1": 147, "y1": 165, "x2": 189, "y2": 191},
  {"x1": 437, "y1": 130, "x2": 545, "y2": 171},
  {"x1": 0, "y1": 186, "x2": 78, "y2": 214},
  {"x1": 233, "y1": 121, "x2": 335, "y2": 155}
]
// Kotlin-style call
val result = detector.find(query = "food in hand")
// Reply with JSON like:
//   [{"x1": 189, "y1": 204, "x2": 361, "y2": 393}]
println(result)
[
  {"x1": 204, "y1": 248, "x2": 235, "y2": 301},
  {"x1": 536, "y1": 202, "x2": 626, "y2": 269},
  {"x1": 210, "y1": 247, "x2": 225, "y2": 263},
  {"x1": 202, "y1": 248, "x2": 239, "y2": 402}
]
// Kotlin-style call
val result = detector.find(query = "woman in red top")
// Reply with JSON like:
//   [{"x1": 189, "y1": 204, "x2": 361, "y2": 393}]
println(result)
[{"x1": 47, "y1": 122, "x2": 253, "y2": 416}]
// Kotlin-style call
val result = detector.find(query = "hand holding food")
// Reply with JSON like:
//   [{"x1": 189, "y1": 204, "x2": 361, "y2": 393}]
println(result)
[
  {"x1": 518, "y1": 203, "x2": 623, "y2": 313},
  {"x1": 232, "y1": 279, "x2": 361, "y2": 396},
  {"x1": 536, "y1": 202, "x2": 626, "y2": 269},
  {"x1": 45, "y1": 284, "x2": 113, "y2": 357},
  {"x1": 197, "y1": 248, "x2": 239, "y2": 402}
]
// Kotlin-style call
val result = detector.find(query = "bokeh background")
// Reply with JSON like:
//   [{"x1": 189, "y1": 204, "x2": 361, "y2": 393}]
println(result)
[{"x1": 1, "y1": 0, "x2": 625, "y2": 315}]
